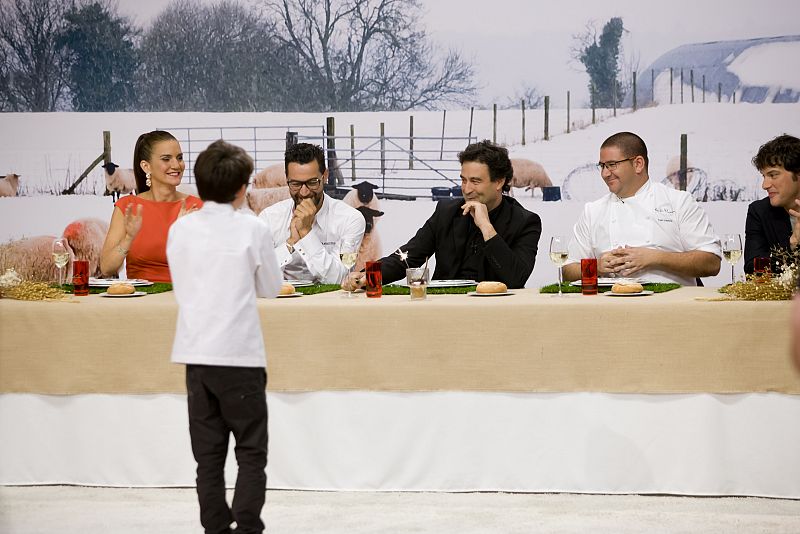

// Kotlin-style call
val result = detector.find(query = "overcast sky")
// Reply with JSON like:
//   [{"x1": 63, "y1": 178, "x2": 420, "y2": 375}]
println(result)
[{"x1": 116, "y1": 0, "x2": 800, "y2": 107}]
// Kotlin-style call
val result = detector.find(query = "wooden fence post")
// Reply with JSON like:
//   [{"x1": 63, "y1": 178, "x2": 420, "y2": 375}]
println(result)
[
  {"x1": 718, "y1": 82, "x2": 722, "y2": 103},
  {"x1": 613, "y1": 80, "x2": 617, "y2": 117},
  {"x1": 350, "y1": 124, "x2": 356, "y2": 181},
  {"x1": 680, "y1": 69, "x2": 684, "y2": 104},
  {"x1": 325, "y1": 117, "x2": 344, "y2": 186},
  {"x1": 670, "y1": 68, "x2": 674, "y2": 104},
  {"x1": 492, "y1": 104, "x2": 497, "y2": 143},
  {"x1": 702, "y1": 75, "x2": 706, "y2": 103},
  {"x1": 380, "y1": 122, "x2": 385, "y2": 176},
  {"x1": 103, "y1": 130, "x2": 110, "y2": 166},
  {"x1": 468, "y1": 106, "x2": 474, "y2": 141},
  {"x1": 566, "y1": 90, "x2": 571, "y2": 133},
  {"x1": 690, "y1": 70, "x2": 695, "y2": 103},
  {"x1": 409, "y1": 116, "x2": 414, "y2": 170},
  {"x1": 651, "y1": 69, "x2": 655, "y2": 104},
  {"x1": 64, "y1": 130, "x2": 111, "y2": 195},
  {"x1": 632, "y1": 71, "x2": 637, "y2": 111},
  {"x1": 591, "y1": 83, "x2": 596, "y2": 125},
  {"x1": 679, "y1": 134, "x2": 688, "y2": 191},
  {"x1": 521, "y1": 98, "x2": 526, "y2": 146},
  {"x1": 544, "y1": 96, "x2": 550, "y2": 141},
  {"x1": 439, "y1": 110, "x2": 446, "y2": 160}
]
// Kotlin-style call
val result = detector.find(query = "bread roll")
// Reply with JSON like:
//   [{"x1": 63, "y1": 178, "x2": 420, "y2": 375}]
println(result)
[
  {"x1": 107, "y1": 283, "x2": 135, "y2": 295},
  {"x1": 279, "y1": 283, "x2": 296, "y2": 296},
  {"x1": 611, "y1": 282, "x2": 643, "y2": 294},
  {"x1": 476, "y1": 281, "x2": 507, "y2": 294}
]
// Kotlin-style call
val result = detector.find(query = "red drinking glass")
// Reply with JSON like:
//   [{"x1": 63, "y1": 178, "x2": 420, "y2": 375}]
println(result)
[
  {"x1": 72, "y1": 259, "x2": 89, "y2": 296},
  {"x1": 753, "y1": 256, "x2": 771, "y2": 282},
  {"x1": 365, "y1": 261, "x2": 382, "y2": 298},
  {"x1": 580, "y1": 258, "x2": 598, "y2": 295}
]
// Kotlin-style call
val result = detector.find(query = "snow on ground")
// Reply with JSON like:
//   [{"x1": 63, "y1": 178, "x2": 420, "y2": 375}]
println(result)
[{"x1": 728, "y1": 41, "x2": 800, "y2": 89}]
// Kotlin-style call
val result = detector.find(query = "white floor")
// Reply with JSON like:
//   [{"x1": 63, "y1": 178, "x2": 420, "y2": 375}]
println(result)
[{"x1": 1, "y1": 486, "x2": 799, "y2": 534}]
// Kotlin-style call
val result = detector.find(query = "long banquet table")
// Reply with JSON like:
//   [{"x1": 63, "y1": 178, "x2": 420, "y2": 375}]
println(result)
[{"x1": 2, "y1": 287, "x2": 799, "y2": 496}]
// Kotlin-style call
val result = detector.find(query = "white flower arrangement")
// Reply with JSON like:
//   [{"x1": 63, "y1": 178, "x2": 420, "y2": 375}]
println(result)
[{"x1": 0, "y1": 268, "x2": 22, "y2": 288}]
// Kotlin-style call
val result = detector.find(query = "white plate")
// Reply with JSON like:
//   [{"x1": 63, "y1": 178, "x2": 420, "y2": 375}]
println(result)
[
  {"x1": 604, "y1": 290, "x2": 654, "y2": 297},
  {"x1": 570, "y1": 278, "x2": 648, "y2": 287},
  {"x1": 394, "y1": 279, "x2": 477, "y2": 288},
  {"x1": 99, "y1": 291, "x2": 147, "y2": 298},
  {"x1": 90, "y1": 278, "x2": 154, "y2": 287},
  {"x1": 285, "y1": 280, "x2": 314, "y2": 287},
  {"x1": 431, "y1": 279, "x2": 477, "y2": 288},
  {"x1": 276, "y1": 292, "x2": 303, "y2": 298},
  {"x1": 466, "y1": 291, "x2": 514, "y2": 297}
]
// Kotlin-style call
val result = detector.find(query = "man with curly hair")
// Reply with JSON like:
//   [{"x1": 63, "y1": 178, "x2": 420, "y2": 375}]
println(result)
[
  {"x1": 744, "y1": 134, "x2": 800, "y2": 274},
  {"x1": 344, "y1": 140, "x2": 542, "y2": 289}
]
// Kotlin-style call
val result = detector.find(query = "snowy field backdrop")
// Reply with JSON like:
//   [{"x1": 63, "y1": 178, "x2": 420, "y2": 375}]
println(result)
[{"x1": 1, "y1": 101, "x2": 799, "y2": 288}]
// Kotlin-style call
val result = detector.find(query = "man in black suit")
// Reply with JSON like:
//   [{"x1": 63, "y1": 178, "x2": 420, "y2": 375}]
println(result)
[
  {"x1": 744, "y1": 134, "x2": 800, "y2": 274},
  {"x1": 344, "y1": 140, "x2": 542, "y2": 289}
]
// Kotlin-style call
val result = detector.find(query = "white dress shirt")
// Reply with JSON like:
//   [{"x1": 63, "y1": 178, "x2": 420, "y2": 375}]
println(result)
[
  {"x1": 567, "y1": 180, "x2": 721, "y2": 285},
  {"x1": 259, "y1": 193, "x2": 366, "y2": 284},
  {"x1": 167, "y1": 201, "x2": 282, "y2": 368}
]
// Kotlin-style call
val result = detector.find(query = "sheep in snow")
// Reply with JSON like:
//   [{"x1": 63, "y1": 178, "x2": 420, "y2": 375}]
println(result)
[
  {"x1": 62, "y1": 218, "x2": 109, "y2": 278},
  {"x1": 246, "y1": 186, "x2": 291, "y2": 215},
  {"x1": 353, "y1": 206, "x2": 384, "y2": 272},
  {"x1": 0, "y1": 173, "x2": 21, "y2": 197},
  {"x1": 102, "y1": 162, "x2": 136, "y2": 201},
  {"x1": 510, "y1": 159, "x2": 552, "y2": 196},
  {"x1": 252, "y1": 164, "x2": 287, "y2": 189},
  {"x1": 0, "y1": 235, "x2": 58, "y2": 282}
]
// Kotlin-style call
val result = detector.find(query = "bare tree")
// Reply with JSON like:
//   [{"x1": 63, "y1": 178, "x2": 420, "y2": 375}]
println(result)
[
  {"x1": 499, "y1": 84, "x2": 545, "y2": 109},
  {"x1": 265, "y1": 0, "x2": 476, "y2": 111},
  {"x1": 138, "y1": 0, "x2": 289, "y2": 111},
  {"x1": 0, "y1": 0, "x2": 71, "y2": 111}
]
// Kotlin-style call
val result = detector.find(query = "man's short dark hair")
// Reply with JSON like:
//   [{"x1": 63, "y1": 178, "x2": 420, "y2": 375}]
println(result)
[
  {"x1": 457, "y1": 140, "x2": 513, "y2": 193},
  {"x1": 285, "y1": 143, "x2": 326, "y2": 175},
  {"x1": 752, "y1": 134, "x2": 800, "y2": 176},
  {"x1": 601, "y1": 132, "x2": 649, "y2": 171},
  {"x1": 194, "y1": 140, "x2": 253, "y2": 203}
]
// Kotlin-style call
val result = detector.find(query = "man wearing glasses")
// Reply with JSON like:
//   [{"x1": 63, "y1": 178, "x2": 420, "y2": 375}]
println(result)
[
  {"x1": 259, "y1": 143, "x2": 365, "y2": 283},
  {"x1": 562, "y1": 131, "x2": 721, "y2": 285}
]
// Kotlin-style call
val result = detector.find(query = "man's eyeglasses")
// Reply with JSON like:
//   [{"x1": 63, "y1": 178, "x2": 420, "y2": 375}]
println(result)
[
  {"x1": 596, "y1": 157, "x2": 635, "y2": 172},
  {"x1": 287, "y1": 177, "x2": 322, "y2": 190}
]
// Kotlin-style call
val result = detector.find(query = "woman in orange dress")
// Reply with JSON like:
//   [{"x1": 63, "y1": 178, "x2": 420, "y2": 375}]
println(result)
[{"x1": 100, "y1": 130, "x2": 203, "y2": 282}]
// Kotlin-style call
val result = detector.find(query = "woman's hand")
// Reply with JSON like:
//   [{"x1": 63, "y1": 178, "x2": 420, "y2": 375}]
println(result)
[{"x1": 124, "y1": 203, "x2": 144, "y2": 240}]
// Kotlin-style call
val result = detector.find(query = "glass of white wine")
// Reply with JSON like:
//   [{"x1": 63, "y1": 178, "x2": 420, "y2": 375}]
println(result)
[
  {"x1": 549, "y1": 236, "x2": 569, "y2": 297},
  {"x1": 721, "y1": 233, "x2": 742, "y2": 285},
  {"x1": 52, "y1": 238, "x2": 70, "y2": 287},
  {"x1": 339, "y1": 245, "x2": 359, "y2": 298}
]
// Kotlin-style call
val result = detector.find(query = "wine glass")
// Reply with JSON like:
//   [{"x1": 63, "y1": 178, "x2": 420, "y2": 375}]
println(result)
[
  {"x1": 721, "y1": 234, "x2": 742, "y2": 285},
  {"x1": 339, "y1": 243, "x2": 359, "y2": 298},
  {"x1": 549, "y1": 236, "x2": 569, "y2": 296},
  {"x1": 52, "y1": 238, "x2": 69, "y2": 287}
]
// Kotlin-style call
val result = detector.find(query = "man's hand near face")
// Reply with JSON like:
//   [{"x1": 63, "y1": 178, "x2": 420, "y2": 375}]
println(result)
[
  {"x1": 288, "y1": 198, "x2": 318, "y2": 245},
  {"x1": 461, "y1": 200, "x2": 497, "y2": 240},
  {"x1": 788, "y1": 198, "x2": 800, "y2": 249}
]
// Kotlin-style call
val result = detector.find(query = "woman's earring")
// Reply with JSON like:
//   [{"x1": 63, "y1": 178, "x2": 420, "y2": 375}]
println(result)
[{"x1": 145, "y1": 173, "x2": 151, "y2": 187}]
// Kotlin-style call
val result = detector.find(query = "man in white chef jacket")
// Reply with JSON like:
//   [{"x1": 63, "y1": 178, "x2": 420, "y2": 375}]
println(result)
[
  {"x1": 563, "y1": 131, "x2": 721, "y2": 285},
  {"x1": 259, "y1": 143, "x2": 365, "y2": 284}
]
